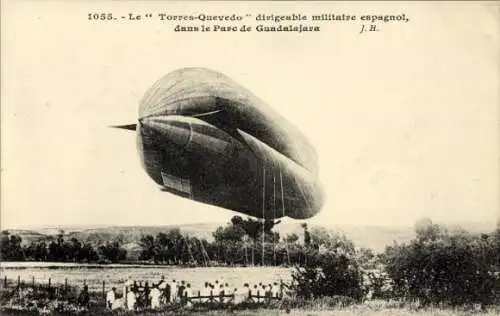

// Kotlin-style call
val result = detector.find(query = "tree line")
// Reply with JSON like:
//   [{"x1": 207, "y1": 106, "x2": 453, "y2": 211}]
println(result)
[
  {"x1": 0, "y1": 230, "x2": 127, "y2": 263},
  {"x1": 0, "y1": 216, "x2": 335, "y2": 266},
  {"x1": 137, "y1": 216, "x2": 314, "y2": 266},
  {"x1": 290, "y1": 218, "x2": 500, "y2": 308},
  {"x1": 0, "y1": 216, "x2": 305, "y2": 265},
  {"x1": 380, "y1": 218, "x2": 500, "y2": 306}
]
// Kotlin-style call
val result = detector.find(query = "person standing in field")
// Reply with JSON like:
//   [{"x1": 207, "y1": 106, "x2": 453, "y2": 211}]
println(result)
[
  {"x1": 265, "y1": 283, "x2": 272, "y2": 302},
  {"x1": 164, "y1": 281, "x2": 171, "y2": 304},
  {"x1": 157, "y1": 275, "x2": 166, "y2": 286},
  {"x1": 149, "y1": 285, "x2": 161, "y2": 309},
  {"x1": 178, "y1": 281, "x2": 186, "y2": 304},
  {"x1": 106, "y1": 287, "x2": 116, "y2": 309},
  {"x1": 201, "y1": 282, "x2": 210, "y2": 303},
  {"x1": 214, "y1": 279, "x2": 219, "y2": 290},
  {"x1": 77, "y1": 285, "x2": 90, "y2": 307},
  {"x1": 170, "y1": 279, "x2": 177, "y2": 302},
  {"x1": 144, "y1": 281, "x2": 150, "y2": 308},
  {"x1": 250, "y1": 284, "x2": 257, "y2": 301},
  {"x1": 272, "y1": 282, "x2": 279, "y2": 298},
  {"x1": 243, "y1": 283, "x2": 251, "y2": 302},
  {"x1": 185, "y1": 283, "x2": 193, "y2": 307},
  {"x1": 262, "y1": 284, "x2": 268, "y2": 301},
  {"x1": 126, "y1": 289, "x2": 136, "y2": 311},
  {"x1": 157, "y1": 275, "x2": 168, "y2": 304},
  {"x1": 157, "y1": 276, "x2": 166, "y2": 290},
  {"x1": 233, "y1": 286, "x2": 244, "y2": 304},
  {"x1": 123, "y1": 276, "x2": 133, "y2": 303},
  {"x1": 218, "y1": 283, "x2": 225, "y2": 303},
  {"x1": 209, "y1": 283, "x2": 216, "y2": 301}
]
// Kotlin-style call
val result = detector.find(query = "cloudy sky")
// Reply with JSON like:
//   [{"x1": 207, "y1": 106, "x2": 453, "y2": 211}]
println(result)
[{"x1": 2, "y1": 2, "x2": 498, "y2": 229}]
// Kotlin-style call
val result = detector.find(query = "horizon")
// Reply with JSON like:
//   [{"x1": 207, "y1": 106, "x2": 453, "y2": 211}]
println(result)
[{"x1": 3, "y1": 218, "x2": 496, "y2": 232}]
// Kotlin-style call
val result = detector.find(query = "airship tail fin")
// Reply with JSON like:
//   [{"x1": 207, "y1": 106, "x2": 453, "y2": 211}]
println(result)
[{"x1": 110, "y1": 124, "x2": 137, "y2": 131}]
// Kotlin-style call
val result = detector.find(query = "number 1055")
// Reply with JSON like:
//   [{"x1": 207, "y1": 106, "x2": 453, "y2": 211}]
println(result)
[{"x1": 88, "y1": 13, "x2": 114, "y2": 20}]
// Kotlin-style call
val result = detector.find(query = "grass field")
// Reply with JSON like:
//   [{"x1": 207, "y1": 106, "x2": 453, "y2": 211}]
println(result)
[
  {"x1": 1, "y1": 264, "x2": 292, "y2": 294},
  {"x1": 2, "y1": 304, "x2": 499, "y2": 316},
  {"x1": 2, "y1": 287, "x2": 499, "y2": 315}
]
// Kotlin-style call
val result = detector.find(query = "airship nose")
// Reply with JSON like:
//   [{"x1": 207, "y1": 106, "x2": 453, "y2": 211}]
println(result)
[{"x1": 140, "y1": 116, "x2": 191, "y2": 148}]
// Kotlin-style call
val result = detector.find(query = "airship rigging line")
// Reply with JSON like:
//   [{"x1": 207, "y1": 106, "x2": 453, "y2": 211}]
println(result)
[
  {"x1": 279, "y1": 169, "x2": 290, "y2": 265},
  {"x1": 273, "y1": 171, "x2": 276, "y2": 262},
  {"x1": 262, "y1": 167, "x2": 266, "y2": 266}
]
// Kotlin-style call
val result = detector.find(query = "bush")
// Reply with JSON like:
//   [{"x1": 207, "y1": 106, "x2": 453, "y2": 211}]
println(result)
[
  {"x1": 291, "y1": 251, "x2": 364, "y2": 302},
  {"x1": 382, "y1": 219, "x2": 500, "y2": 307}
]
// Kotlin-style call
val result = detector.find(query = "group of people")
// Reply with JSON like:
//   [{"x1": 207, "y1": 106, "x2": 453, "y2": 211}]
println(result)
[
  {"x1": 104, "y1": 276, "x2": 287, "y2": 311},
  {"x1": 105, "y1": 276, "x2": 189, "y2": 311},
  {"x1": 198, "y1": 280, "x2": 285, "y2": 303}
]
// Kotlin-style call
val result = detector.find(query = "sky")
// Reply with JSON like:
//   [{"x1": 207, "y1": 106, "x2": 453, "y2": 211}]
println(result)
[{"x1": 1, "y1": 1, "x2": 499, "y2": 229}]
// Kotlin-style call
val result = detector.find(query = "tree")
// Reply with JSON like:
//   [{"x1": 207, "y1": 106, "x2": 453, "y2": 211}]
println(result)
[
  {"x1": 0, "y1": 231, "x2": 25, "y2": 261},
  {"x1": 166, "y1": 228, "x2": 185, "y2": 264},
  {"x1": 154, "y1": 232, "x2": 170, "y2": 263},
  {"x1": 230, "y1": 215, "x2": 244, "y2": 227},
  {"x1": 212, "y1": 225, "x2": 246, "y2": 243},
  {"x1": 139, "y1": 234, "x2": 155, "y2": 261},
  {"x1": 309, "y1": 227, "x2": 356, "y2": 257},
  {"x1": 98, "y1": 241, "x2": 127, "y2": 263},
  {"x1": 77, "y1": 243, "x2": 98, "y2": 262},
  {"x1": 301, "y1": 223, "x2": 311, "y2": 246},
  {"x1": 284, "y1": 233, "x2": 299, "y2": 244},
  {"x1": 25, "y1": 240, "x2": 48, "y2": 261},
  {"x1": 382, "y1": 220, "x2": 500, "y2": 306},
  {"x1": 291, "y1": 250, "x2": 364, "y2": 301},
  {"x1": 414, "y1": 217, "x2": 447, "y2": 243},
  {"x1": 67, "y1": 238, "x2": 82, "y2": 262}
]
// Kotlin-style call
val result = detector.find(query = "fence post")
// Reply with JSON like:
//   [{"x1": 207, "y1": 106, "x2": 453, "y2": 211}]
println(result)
[
  {"x1": 102, "y1": 280, "x2": 105, "y2": 299},
  {"x1": 32, "y1": 276, "x2": 36, "y2": 295},
  {"x1": 17, "y1": 276, "x2": 20, "y2": 288},
  {"x1": 65, "y1": 278, "x2": 68, "y2": 291},
  {"x1": 48, "y1": 278, "x2": 51, "y2": 289},
  {"x1": 4, "y1": 276, "x2": 6, "y2": 288}
]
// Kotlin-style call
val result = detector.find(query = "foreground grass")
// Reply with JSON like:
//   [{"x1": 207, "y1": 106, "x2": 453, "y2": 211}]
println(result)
[
  {"x1": 197, "y1": 307, "x2": 500, "y2": 316},
  {"x1": 3, "y1": 303, "x2": 500, "y2": 316},
  {"x1": 2, "y1": 292, "x2": 499, "y2": 316}
]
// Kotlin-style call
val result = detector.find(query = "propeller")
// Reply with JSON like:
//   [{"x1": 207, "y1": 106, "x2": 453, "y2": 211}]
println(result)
[{"x1": 109, "y1": 124, "x2": 137, "y2": 131}]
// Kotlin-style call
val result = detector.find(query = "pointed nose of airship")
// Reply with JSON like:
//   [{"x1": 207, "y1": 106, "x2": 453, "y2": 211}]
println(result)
[{"x1": 139, "y1": 116, "x2": 192, "y2": 148}]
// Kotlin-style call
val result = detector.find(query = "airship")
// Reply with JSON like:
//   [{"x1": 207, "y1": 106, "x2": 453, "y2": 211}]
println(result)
[{"x1": 115, "y1": 68, "x2": 324, "y2": 219}]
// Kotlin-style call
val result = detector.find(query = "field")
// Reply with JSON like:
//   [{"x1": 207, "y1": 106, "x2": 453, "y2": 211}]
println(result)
[
  {"x1": 2, "y1": 301, "x2": 499, "y2": 316},
  {"x1": 2, "y1": 262, "x2": 499, "y2": 315},
  {"x1": 0, "y1": 262, "x2": 293, "y2": 294},
  {"x1": 182, "y1": 306, "x2": 500, "y2": 316},
  {"x1": 156, "y1": 306, "x2": 500, "y2": 316}
]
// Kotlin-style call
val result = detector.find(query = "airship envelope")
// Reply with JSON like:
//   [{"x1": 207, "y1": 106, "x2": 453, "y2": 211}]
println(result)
[{"x1": 117, "y1": 68, "x2": 324, "y2": 219}]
